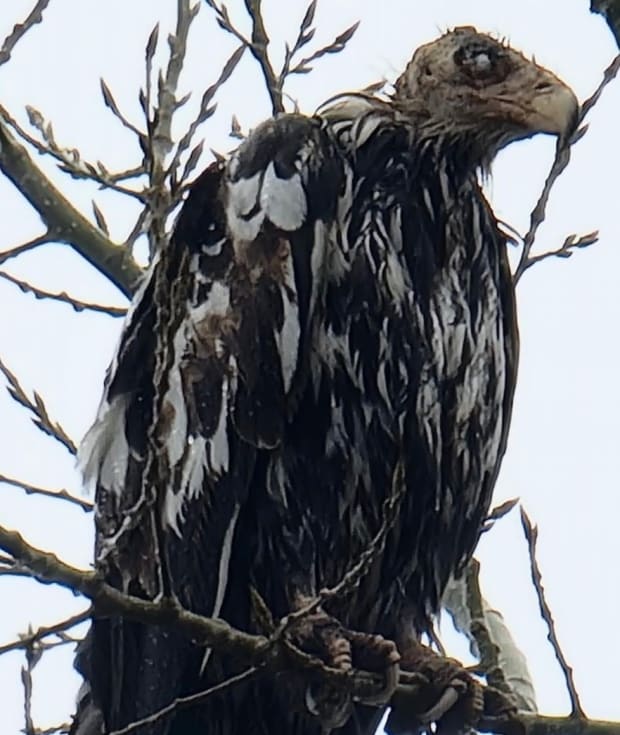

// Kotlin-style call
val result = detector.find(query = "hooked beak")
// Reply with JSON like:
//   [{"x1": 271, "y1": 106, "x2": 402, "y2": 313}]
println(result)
[{"x1": 525, "y1": 72, "x2": 579, "y2": 139}]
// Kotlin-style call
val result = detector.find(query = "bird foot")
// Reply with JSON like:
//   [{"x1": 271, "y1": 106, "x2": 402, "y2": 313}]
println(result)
[
  {"x1": 387, "y1": 640, "x2": 484, "y2": 734},
  {"x1": 286, "y1": 608, "x2": 400, "y2": 728}
]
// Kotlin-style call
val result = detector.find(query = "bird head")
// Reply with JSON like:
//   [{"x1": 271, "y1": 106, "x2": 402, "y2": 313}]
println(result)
[{"x1": 393, "y1": 27, "x2": 579, "y2": 165}]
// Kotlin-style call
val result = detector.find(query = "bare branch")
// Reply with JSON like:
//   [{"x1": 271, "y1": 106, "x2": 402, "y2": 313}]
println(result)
[
  {"x1": 483, "y1": 497, "x2": 520, "y2": 532},
  {"x1": 0, "y1": 357, "x2": 77, "y2": 455},
  {"x1": 169, "y1": 44, "x2": 246, "y2": 192},
  {"x1": 520, "y1": 508, "x2": 585, "y2": 719},
  {"x1": 244, "y1": 0, "x2": 284, "y2": 114},
  {"x1": 0, "y1": 270, "x2": 127, "y2": 317},
  {"x1": 0, "y1": 473, "x2": 93, "y2": 512},
  {"x1": 0, "y1": 0, "x2": 50, "y2": 67},
  {"x1": 0, "y1": 523, "x2": 272, "y2": 691},
  {"x1": 514, "y1": 53, "x2": 620, "y2": 282},
  {"x1": 521, "y1": 231, "x2": 599, "y2": 270},
  {"x1": 0, "y1": 234, "x2": 51, "y2": 265},
  {"x1": 109, "y1": 666, "x2": 260, "y2": 735},
  {"x1": 99, "y1": 79, "x2": 146, "y2": 142},
  {"x1": 0, "y1": 118, "x2": 142, "y2": 296},
  {"x1": 0, "y1": 609, "x2": 91, "y2": 657},
  {"x1": 22, "y1": 648, "x2": 36, "y2": 735},
  {"x1": 1, "y1": 523, "x2": 618, "y2": 735},
  {"x1": 16, "y1": 104, "x2": 147, "y2": 200},
  {"x1": 288, "y1": 21, "x2": 360, "y2": 76},
  {"x1": 151, "y1": 0, "x2": 200, "y2": 170}
]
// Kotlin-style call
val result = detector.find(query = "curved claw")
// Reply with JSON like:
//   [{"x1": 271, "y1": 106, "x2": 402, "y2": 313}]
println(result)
[
  {"x1": 358, "y1": 660, "x2": 401, "y2": 706},
  {"x1": 417, "y1": 685, "x2": 460, "y2": 724},
  {"x1": 305, "y1": 685, "x2": 352, "y2": 730}
]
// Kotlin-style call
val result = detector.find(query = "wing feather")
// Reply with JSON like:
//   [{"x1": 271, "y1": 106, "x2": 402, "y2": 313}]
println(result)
[{"x1": 75, "y1": 113, "x2": 344, "y2": 731}]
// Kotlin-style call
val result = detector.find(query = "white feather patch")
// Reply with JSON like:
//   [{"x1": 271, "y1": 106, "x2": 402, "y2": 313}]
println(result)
[
  {"x1": 162, "y1": 325, "x2": 189, "y2": 468},
  {"x1": 260, "y1": 162, "x2": 307, "y2": 231},
  {"x1": 226, "y1": 173, "x2": 265, "y2": 241},
  {"x1": 274, "y1": 247, "x2": 300, "y2": 393},
  {"x1": 207, "y1": 374, "x2": 230, "y2": 476},
  {"x1": 79, "y1": 394, "x2": 130, "y2": 497}
]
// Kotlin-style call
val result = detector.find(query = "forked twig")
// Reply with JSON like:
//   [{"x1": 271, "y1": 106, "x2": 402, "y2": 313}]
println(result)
[
  {"x1": 0, "y1": 608, "x2": 91, "y2": 657},
  {"x1": 520, "y1": 508, "x2": 585, "y2": 719},
  {"x1": 0, "y1": 357, "x2": 77, "y2": 455},
  {"x1": 514, "y1": 53, "x2": 620, "y2": 282}
]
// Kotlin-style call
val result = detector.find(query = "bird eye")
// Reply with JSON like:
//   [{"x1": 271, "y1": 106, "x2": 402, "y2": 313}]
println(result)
[{"x1": 473, "y1": 52, "x2": 491, "y2": 71}]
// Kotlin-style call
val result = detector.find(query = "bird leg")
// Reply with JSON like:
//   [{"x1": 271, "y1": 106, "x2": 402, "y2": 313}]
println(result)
[
  {"x1": 285, "y1": 603, "x2": 400, "y2": 729},
  {"x1": 386, "y1": 638, "x2": 484, "y2": 735}
]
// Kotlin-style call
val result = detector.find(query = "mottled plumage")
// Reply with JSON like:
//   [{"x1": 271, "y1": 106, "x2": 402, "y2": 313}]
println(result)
[{"x1": 72, "y1": 27, "x2": 578, "y2": 735}]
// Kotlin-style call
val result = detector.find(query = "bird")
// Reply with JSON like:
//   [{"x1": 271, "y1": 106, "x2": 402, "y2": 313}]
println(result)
[{"x1": 71, "y1": 26, "x2": 578, "y2": 735}]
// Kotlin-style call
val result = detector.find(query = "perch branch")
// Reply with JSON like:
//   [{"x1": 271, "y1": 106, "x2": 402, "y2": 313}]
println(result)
[{"x1": 1, "y1": 523, "x2": 618, "y2": 735}]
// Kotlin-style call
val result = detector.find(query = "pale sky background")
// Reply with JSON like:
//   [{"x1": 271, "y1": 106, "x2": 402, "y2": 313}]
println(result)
[{"x1": 0, "y1": 1, "x2": 619, "y2": 733}]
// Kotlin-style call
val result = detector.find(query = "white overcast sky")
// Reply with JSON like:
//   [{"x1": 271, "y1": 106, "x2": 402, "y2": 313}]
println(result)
[{"x1": 0, "y1": 1, "x2": 619, "y2": 733}]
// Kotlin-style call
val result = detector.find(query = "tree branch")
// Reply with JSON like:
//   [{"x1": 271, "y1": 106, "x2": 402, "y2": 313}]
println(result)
[
  {"x1": 0, "y1": 0, "x2": 50, "y2": 67},
  {"x1": 514, "y1": 53, "x2": 620, "y2": 282},
  {"x1": 0, "y1": 269, "x2": 127, "y2": 317},
  {"x1": 520, "y1": 509, "x2": 585, "y2": 719},
  {"x1": 0, "y1": 118, "x2": 142, "y2": 296},
  {"x1": 0, "y1": 473, "x2": 93, "y2": 512},
  {"x1": 1, "y1": 523, "x2": 618, "y2": 735},
  {"x1": 0, "y1": 357, "x2": 77, "y2": 455},
  {"x1": 0, "y1": 609, "x2": 91, "y2": 656}
]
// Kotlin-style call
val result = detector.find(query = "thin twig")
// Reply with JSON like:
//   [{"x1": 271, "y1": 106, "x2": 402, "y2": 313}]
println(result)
[
  {"x1": 0, "y1": 608, "x2": 91, "y2": 657},
  {"x1": 16, "y1": 103, "x2": 147, "y2": 200},
  {"x1": 514, "y1": 53, "x2": 620, "y2": 282},
  {"x1": 0, "y1": 270, "x2": 127, "y2": 317},
  {"x1": 1, "y1": 522, "x2": 616, "y2": 735},
  {"x1": 109, "y1": 666, "x2": 260, "y2": 735},
  {"x1": 520, "y1": 508, "x2": 585, "y2": 719},
  {"x1": 0, "y1": 0, "x2": 50, "y2": 66},
  {"x1": 0, "y1": 473, "x2": 92, "y2": 512},
  {"x1": 22, "y1": 645, "x2": 36, "y2": 735},
  {"x1": 0, "y1": 234, "x2": 51, "y2": 265},
  {"x1": 167, "y1": 43, "x2": 246, "y2": 195},
  {"x1": 0, "y1": 357, "x2": 77, "y2": 455}
]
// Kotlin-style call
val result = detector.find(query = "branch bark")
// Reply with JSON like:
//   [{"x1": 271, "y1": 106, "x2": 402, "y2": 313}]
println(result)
[
  {"x1": 0, "y1": 118, "x2": 142, "y2": 297},
  {"x1": 1, "y1": 523, "x2": 618, "y2": 735}
]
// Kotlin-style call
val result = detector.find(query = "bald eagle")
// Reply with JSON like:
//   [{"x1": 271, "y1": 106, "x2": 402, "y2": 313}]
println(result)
[{"x1": 72, "y1": 27, "x2": 578, "y2": 735}]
